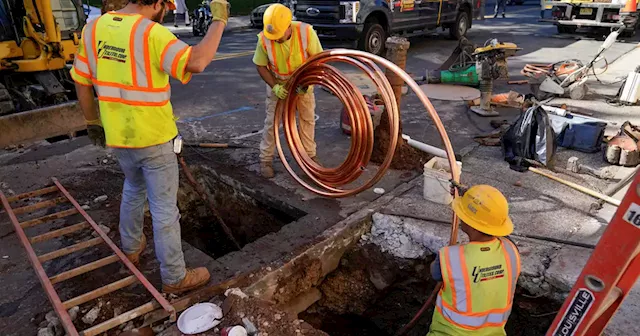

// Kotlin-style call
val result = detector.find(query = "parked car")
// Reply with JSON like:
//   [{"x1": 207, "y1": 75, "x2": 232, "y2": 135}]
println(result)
[
  {"x1": 251, "y1": 0, "x2": 290, "y2": 28},
  {"x1": 292, "y1": 0, "x2": 477, "y2": 55}
]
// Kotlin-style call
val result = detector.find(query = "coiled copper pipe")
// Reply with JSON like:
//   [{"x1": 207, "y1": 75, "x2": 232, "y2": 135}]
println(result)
[{"x1": 274, "y1": 49, "x2": 462, "y2": 335}]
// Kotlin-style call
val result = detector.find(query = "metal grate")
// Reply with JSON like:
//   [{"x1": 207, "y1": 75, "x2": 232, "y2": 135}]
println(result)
[{"x1": 0, "y1": 177, "x2": 175, "y2": 336}]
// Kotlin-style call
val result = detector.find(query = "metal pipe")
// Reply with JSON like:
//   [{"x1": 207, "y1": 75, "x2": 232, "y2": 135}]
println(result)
[{"x1": 529, "y1": 167, "x2": 621, "y2": 206}]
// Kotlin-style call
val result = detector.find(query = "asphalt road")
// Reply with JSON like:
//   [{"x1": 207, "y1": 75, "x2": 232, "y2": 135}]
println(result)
[{"x1": 168, "y1": 4, "x2": 638, "y2": 158}]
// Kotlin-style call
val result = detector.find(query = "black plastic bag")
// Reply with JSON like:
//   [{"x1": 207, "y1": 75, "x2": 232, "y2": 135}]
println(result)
[{"x1": 501, "y1": 106, "x2": 556, "y2": 172}]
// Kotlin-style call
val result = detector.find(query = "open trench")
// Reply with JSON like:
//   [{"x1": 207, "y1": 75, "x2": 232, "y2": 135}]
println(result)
[{"x1": 173, "y1": 167, "x2": 563, "y2": 336}]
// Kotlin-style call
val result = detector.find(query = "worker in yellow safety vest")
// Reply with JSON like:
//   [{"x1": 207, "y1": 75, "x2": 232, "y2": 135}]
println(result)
[
  {"x1": 70, "y1": 0, "x2": 229, "y2": 294},
  {"x1": 253, "y1": 4, "x2": 324, "y2": 178},
  {"x1": 428, "y1": 185, "x2": 521, "y2": 336}
]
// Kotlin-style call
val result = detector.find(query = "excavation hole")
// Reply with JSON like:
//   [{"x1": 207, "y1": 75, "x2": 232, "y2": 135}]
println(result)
[
  {"x1": 299, "y1": 244, "x2": 562, "y2": 336},
  {"x1": 177, "y1": 168, "x2": 306, "y2": 258}
]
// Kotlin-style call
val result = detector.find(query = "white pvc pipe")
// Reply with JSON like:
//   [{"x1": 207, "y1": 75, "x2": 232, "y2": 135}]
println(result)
[{"x1": 402, "y1": 134, "x2": 448, "y2": 159}]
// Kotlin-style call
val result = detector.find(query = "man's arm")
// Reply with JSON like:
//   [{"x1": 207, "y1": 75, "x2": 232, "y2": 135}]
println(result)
[
  {"x1": 75, "y1": 83, "x2": 98, "y2": 122},
  {"x1": 186, "y1": 22, "x2": 225, "y2": 73},
  {"x1": 185, "y1": 0, "x2": 229, "y2": 73},
  {"x1": 257, "y1": 65, "x2": 277, "y2": 88},
  {"x1": 430, "y1": 251, "x2": 443, "y2": 282}
]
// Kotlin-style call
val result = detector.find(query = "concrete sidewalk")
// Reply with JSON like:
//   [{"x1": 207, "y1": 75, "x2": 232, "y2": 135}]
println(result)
[{"x1": 163, "y1": 15, "x2": 252, "y2": 35}]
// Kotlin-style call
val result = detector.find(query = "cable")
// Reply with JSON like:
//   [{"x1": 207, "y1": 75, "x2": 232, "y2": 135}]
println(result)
[{"x1": 274, "y1": 49, "x2": 461, "y2": 335}]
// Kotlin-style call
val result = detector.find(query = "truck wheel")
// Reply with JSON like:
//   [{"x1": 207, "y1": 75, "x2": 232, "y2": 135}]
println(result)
[
  {"x1": 557, "y1": 25, "x2": 577, "y2": 34},
  {"x1": 359, "y1": 22, "x2": 387, "y2": 56},
  {"x1": 449, "y1": 11, "x2": 470, "y2": 40}
]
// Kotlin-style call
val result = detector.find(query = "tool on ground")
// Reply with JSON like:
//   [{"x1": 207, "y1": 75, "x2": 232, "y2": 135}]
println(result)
[
  {"x1": 546, "y1": 171, "x2": 640, "y2": 335},
  {"x1": 591, "y1": 165, "x2": 640, "y2": 211},
  {"x1": 0, "y1": 178, "x2": 176, "y2": 336},
  {"x1": 618, "y1": 66, "x2": 640, "y2": 105},
  {"x1": 605, "y1": 121, "x2": 640, "y2": 167},
  {"x1": 274, "y1": 48, "x2": 460, "y2": 198},
  {"x1": 529, "y1": 167, "x2": 621, "y2": 206},
  {"x1": 177, "y1": 156, "x2": 242, "y2": 250},
  {"x1": 522, "y1": 27, "x2": 623, "y2": 101},
  {"x1": 566, "y1": 157, "x2": 615, "y2": 180}
]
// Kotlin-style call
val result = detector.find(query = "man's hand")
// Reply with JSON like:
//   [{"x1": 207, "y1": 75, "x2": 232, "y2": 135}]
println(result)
[
  {"x1": 272, "y1": 84, "x2": 288, "y2": 100},
  {"x1": 210, "y1": 0, "x2": 230, "y2": 26},
  {"x1": 85, "y1": 119, "x2": 106, "y2": 148},
  {"x1": 296, "y1": 86, "x2": 309, "y2": 95}
]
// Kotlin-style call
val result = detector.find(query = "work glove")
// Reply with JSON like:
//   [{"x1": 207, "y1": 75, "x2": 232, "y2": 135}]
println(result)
[
  {"x1": 85, "y1": 119, "x2": 106, "y2": 148},
  {"x1": 296, "y1": 86, "x2": 309, "y2": 95},
  {"x1": 210, "y1": 0, "x2": 230, "y2": 26},
  {"x1": 272, "y1": 84, "x2": 288, "y2": 100}
]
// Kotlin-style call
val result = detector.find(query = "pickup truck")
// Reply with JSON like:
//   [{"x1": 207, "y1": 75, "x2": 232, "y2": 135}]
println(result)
[{"x1": 290, "y1": 0, "x2": 477, "y2": 55}]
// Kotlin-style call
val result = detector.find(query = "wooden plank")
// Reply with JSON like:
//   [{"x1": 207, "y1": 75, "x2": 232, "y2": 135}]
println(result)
[
  {"x1": 63, "y1": 276, "x2": 137, "y2": 309},
  {"x1": 13, "y1": 197, "x2": 68, "y2": 215},
  {"x1": 38, "y1": 237, "x2": 103, "y2": 263},
  {"x1": 6, "y1": 186, "x2": 59, "y2": 203},
  {"x1": 20, "y1": 208, "x2": 79, "y2": 229},
  {"x1": 81, "y1": 301, "x2": 157, "y2": 336},
  {"x1": 30, "y1": 222, "x2": 90, "y2": 244},
  {"x1": 49, "y1": 255, "x2": 119, "y2": 284}
]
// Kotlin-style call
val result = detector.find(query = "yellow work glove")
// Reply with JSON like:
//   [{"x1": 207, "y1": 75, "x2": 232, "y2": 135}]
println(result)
[
  {"x1": 272, "y1": 84, "x2": 288, "y2": 100},
  {"x1": 210, "y1": 0, "x2": 230, "y2": 26}
]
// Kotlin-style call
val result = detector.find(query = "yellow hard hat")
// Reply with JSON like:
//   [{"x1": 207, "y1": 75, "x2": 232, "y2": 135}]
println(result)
[
  {"x1": 165, "y1": 0, "x2": 176, "y2": 11},
  {"x1": 263, "y1": 4, "x2": 292, "y2": 40},
  {"x1": 451, "y1": 185, "x2": 513, "y2": 237}
]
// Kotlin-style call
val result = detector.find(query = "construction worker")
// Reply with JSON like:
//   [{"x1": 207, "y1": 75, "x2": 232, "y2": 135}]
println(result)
[
  {"x1": 253, "y1": 4, "x2": 323, "y2": 178},
  {"x1": 70, "y1": 0, "x2": 229, "y2": 294},
  {"x1": 173, "y1": 0, "x2": 190, "y2": 27},
  {"x1": 428, "y1": 185, "x2": 521, "y2": 335}
]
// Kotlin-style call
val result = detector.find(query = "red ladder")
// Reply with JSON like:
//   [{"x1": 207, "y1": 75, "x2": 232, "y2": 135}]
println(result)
[
  {"x1": 546, "y1": 171, "x2": 640, "y2": 335},
  {"x1": 0, "y1": 177, "x2": 176, "y2": 336}
]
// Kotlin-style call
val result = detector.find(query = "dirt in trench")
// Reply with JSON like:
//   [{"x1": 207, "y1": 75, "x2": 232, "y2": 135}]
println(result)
[
  {"x1": 301, "y1": 244, "x2": 562, "y2": 336},
  {"x1": 370, "y1": 108, "x2": 432, "y2": 171}
]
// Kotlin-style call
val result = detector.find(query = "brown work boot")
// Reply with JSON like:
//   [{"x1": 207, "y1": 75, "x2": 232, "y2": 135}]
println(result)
[
  {"x1": 162, "y1": 267, "x2": 211, "y2": 294},
  {"x1": 125, "y1": 235, "x2": 147, "y2": 266},
  {"x1": 260, "y1": 161, "x2": 275, "y2": 178}
]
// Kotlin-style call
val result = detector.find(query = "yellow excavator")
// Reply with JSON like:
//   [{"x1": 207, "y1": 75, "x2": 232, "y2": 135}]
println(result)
[{"x1": 0, "y1": 0, "x2": 88, "y2": 147}]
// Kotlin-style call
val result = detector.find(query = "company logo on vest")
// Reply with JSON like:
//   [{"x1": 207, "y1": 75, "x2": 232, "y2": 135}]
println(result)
[
  {"x1": 472, "y1": 264, "x2": 505, "y2": 283},
  {"x1": 97, "y1": 41, "x2": 128, "y2": 63}
]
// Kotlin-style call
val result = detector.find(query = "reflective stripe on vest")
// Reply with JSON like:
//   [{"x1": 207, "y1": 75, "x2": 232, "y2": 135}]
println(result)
[
  {"x1": 262, "y1": 22, "x2": 310, "y2": 80},
  {"x1": 436, "y1": 296, "x2": 513, "y2": 329},
  {"x1": 161, "y1": 39, "x2": 190, "y2": 78},
  {"x1": 85, "y1": 15, "x2": 175, "y2": 105},
  {"x1": 437, "y1": 237, "x2": 519, "y2": 329},
  {"x1": 94, "y1": 84, "x2": 171, "y2": 106}
]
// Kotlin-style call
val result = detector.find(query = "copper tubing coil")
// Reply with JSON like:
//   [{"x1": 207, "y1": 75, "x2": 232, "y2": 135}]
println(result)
[{"x1": 273, "y1": 49, "x2": 461, "y2": 334}]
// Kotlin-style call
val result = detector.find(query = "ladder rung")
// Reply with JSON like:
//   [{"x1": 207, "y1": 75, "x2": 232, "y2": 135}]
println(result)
[
  {"x1": 13, "y1": 197, "x2": 68, "y2": 215},
  {"x1": 6, "y1": 186, "x2": 59, "y2": 203},
  {"x1": 29, "y1": 222, "x2": 90, "y2": 244},
  {"x1": 50, "y1": 255, "x2": 120, "y2": 285},
  {"x1": 20, "y1": 208, "x2": 79, "y2": 229},
  {"x1": 62, "y1": 275, "x2": 138, "y2": 309},
  {"x1": 38, "y1": 237, "x2": 103, "y2": 263}
]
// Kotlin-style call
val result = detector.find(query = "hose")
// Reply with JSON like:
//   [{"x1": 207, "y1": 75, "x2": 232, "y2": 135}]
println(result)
[{"x1": 273, "y1": 49, "x2": 461, "y2": 334}]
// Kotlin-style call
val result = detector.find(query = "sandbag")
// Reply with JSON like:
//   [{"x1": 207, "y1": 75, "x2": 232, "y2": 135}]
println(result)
[{"x1": 501, "y1": 106, "x2": 556, "y2": 172}]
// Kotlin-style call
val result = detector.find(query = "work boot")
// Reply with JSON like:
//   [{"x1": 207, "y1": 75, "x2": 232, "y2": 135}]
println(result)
[
  {"x1": 162, "y1": 267, "x2": 211, "y2": 294},
  {"x1": 260, "y1": 161, "x2": 275, "y2": 178},
  {"x1": 125, "y1": 235, "x2": 147, "y2": 266}
]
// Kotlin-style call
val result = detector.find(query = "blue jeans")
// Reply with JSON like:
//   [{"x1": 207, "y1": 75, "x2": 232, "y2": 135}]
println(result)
[
  {"x1": 113, "y1": 141, "x2": 186, "y2": 285},
  {"x1": 495, "y1": 0, "x2": 506, "y2": 15}
]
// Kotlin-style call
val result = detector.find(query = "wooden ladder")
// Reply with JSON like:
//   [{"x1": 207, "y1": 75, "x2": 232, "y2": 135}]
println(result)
[{"x1": 0, "y1": 177, "x2": 175, "y2": 336}]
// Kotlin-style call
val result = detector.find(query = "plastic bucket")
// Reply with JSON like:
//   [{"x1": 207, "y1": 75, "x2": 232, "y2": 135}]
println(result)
[{"x1": 423, "y1": 157, "x2": 462, "y2": 205}]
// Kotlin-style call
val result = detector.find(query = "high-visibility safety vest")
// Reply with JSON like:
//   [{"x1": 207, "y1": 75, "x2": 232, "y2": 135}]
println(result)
[
  {"x1": 70, "y1": 13, "x2": 192, "y2": 148},
  {"x1": 429, "y1": 238, "x2": 521, "y2": 336},
  {"x1": 259, "y1": 21, "x2": 312, "y2": 80}
]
